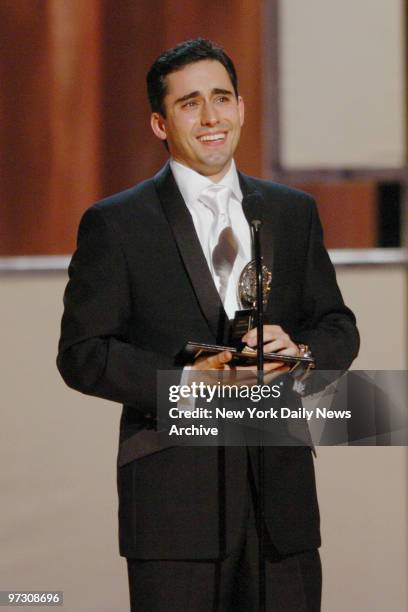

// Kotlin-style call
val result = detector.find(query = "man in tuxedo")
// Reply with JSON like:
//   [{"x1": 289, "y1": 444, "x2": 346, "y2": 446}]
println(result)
[{"x1": 57, "y1": 38, "x2": 359, "y2": 611}]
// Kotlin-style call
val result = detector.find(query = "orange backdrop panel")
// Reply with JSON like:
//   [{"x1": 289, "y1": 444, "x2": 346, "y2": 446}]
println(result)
[
  {"x1": 294, "y1": 181, "x2": 377, "y2": 249},
  {"x1": 2, "y1": 2, "x2": 380, "y2": 255},
  {"x1": 0, "y1": 0, "x2": 101, "y2": 254},
  {"x1": 1, "y1": 0, "x2": 264, "y2": 254}
]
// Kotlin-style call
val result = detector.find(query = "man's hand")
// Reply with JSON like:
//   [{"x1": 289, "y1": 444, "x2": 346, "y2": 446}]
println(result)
[
  {"x1": 242, "y1": 325, "x2": 300, "y2": 360},
  {"x1": 192, "y1": 325, "x2": 299, "y2": 375},
  {"x1": 192, "y1": 350, "x2": 233, "y2": 371}
]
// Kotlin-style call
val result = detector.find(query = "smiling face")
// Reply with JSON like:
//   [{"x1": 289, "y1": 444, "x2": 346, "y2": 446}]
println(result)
[{"x1": 150, "y1": 60, "x2": 244, "y2": 182}]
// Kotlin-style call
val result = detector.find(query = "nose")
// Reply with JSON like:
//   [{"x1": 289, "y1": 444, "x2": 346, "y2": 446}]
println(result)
[{"x1": 200, "y1": 100, "x2": 218, "y2": 126}]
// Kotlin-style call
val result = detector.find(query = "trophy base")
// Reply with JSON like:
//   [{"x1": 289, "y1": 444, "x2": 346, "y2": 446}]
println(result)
[
  {"x1": 182, "y1": 341, "x2": 315, "y2": 367},
  {"x1": 229, "y1": 309, "x2": 254, "y2": 346}
]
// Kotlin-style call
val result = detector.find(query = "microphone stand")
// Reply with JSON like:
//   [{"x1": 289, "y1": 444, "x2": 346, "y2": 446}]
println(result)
[{"x1": 251, "y1": 219, "x2": 266, "y2": 612}]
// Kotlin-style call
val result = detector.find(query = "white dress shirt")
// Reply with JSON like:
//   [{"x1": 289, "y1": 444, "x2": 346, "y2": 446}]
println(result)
[{"x1": 170, "y1": 158, "x2": 251, "y2": 319}]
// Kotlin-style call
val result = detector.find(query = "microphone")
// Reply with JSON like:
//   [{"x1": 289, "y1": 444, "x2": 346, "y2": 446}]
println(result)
[{"x1": 242, "y1": 190, "x2": 267, "y2": 612}]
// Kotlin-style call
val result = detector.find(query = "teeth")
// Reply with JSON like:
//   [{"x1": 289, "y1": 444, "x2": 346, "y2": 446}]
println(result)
[{"x1": 199, "y1": 133, "x2": 225, "y2": 142}]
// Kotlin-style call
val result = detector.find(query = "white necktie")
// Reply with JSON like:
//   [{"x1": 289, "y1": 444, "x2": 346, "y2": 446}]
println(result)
[{"x1": 199, "y1": 185, "x2": 238, "y2": 302}]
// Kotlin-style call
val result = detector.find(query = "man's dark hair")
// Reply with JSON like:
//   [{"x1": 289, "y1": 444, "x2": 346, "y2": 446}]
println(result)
[{"x1": 146, "y1": 38, "x2": 239, "y2": 116}]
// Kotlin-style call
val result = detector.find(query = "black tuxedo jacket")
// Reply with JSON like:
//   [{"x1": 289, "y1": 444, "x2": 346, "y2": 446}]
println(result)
[{"x1": 57, "y1": 163, "x2": 359, "y2": 560}]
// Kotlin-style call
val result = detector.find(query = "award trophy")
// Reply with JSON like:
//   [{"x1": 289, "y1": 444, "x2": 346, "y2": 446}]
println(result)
[
  {"x1": 229, "y1": 259, "x2": 272, "y2": 345},
  {"x1": 183, "y1": 258, "x2": 313, "y2": 367}
]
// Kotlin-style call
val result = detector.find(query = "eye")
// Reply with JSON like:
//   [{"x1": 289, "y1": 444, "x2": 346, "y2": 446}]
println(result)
[
  {"x1": 216, "y1": 96, "x2": 230, "y2": 103},
  {"x1": 182, "y1": 100, "x2": 198, "y2": 109}
]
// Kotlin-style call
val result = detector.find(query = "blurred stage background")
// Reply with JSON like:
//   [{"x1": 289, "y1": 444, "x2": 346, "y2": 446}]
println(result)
[{"x1": 1, "y1": 1, "x2": 407, "y2": 610}]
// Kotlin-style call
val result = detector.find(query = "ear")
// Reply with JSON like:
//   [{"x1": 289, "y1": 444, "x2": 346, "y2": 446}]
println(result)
[
  {"x1": 150, "y1": 112, "x2": 167, "y2": 141},
  {"x1": 238, "y1": 95, "x2": 245, "y2": 127}
]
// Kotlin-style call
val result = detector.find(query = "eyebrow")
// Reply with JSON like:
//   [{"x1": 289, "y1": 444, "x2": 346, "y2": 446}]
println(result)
[{"x1": 174, "y1": 88, "x2": 234, "y2": 105}]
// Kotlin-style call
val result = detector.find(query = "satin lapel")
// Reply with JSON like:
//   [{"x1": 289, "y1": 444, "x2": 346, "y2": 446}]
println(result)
[
  {"x1": 153, "y1": 164, "x2": 229, "y2": 342},
  {"x1": 238, "y1": 172, "x2": 275, "y2": 288}
]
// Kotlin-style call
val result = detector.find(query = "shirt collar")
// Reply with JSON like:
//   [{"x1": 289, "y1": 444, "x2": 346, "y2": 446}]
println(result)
[{"x1": 169, "y1": 158, "x2": 242, "y2": 209}]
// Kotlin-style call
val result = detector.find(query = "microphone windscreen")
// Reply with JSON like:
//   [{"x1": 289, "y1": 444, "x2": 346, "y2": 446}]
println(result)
[{"x1": 242, "y1": 191, "x2": 264, "y2": 225}]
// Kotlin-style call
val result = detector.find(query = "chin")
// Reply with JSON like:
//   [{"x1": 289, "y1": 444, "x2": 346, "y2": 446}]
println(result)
[
  {"x1": 200, "y1": 162, "x2": 227, "y2": 176},
  {"x1": 202, "y1": 153, "x2": 230, "y2": 170}
]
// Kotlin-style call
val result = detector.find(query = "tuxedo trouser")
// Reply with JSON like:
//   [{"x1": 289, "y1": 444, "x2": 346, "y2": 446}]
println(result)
[{"x1": 126, "y1": 472, "x2": 322, "y2": 612}]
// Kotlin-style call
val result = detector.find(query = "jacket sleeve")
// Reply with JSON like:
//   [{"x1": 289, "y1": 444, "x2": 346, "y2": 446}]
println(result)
[
  {"x1": 56, "y1": 206, "x2": 177, "y2": 414},
  {"x1": 293, "y1": 199, "x2": 360, "y2": 371}
]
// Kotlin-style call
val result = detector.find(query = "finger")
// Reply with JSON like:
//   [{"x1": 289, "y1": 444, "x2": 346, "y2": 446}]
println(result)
[
  {"x1": 234, "y1": 364, "x2": 258, "y2": 374},
  {"x1": 215, "y1": 350, "x2": 232, "y2": 365},
  {"x1": 242, "y1": 325, "x2": 284, "y2": 347},
  {"x1": 193, "y1": 350, "x2": 232, "y2": 370},
  {"x1": 263, "y1": 339, "x2": 287, "y2": 353},
  {"x1": 206, "y1": 350, "x2": 232, "y2": 369},
  {"x1": 263, "y1": 360, "x2": 287, "y2": 372},
  {"x1": 276, "y1": 346, "x2": 299, "y2": 357}
]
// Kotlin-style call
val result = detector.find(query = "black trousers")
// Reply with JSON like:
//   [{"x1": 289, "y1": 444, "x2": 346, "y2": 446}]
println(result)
[{"x1": 126, "y1": 481, "x2": 321, "y2": 612}]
